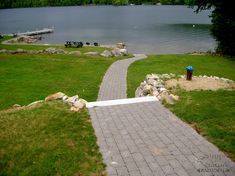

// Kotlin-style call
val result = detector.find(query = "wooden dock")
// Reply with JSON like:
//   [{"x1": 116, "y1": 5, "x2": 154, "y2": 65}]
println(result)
[
  {"x1": 4, "y1": 28, "x2": 54, "y2": 36},
  {"x1": 17, "y1": 28, "x2": 54, "y2": 36}
]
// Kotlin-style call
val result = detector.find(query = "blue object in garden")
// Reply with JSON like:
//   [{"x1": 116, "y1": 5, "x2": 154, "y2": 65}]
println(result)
[
  {"x1": 186, "y1": 65, "x2": 193, "y2": 80},
  {"x1": 186, "y1": 66, "x2": 193, "y2": 71}
]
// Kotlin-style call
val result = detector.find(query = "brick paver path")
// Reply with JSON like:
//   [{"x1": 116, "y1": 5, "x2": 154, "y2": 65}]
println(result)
[
  {"x1": 98, "y1": 54, "x2": 147, "y2": 101},
  {"x1": 88, "y1": 55, "x2": 235, "y2": 176}
]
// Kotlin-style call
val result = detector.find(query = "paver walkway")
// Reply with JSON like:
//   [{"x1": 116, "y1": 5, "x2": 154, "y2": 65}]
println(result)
[
  {"x1": 88, "y1": 55, "x2": 235, "y2": 176},
  {"x1": 97, "y1": 54, "x2": 147, "y2": 101}
]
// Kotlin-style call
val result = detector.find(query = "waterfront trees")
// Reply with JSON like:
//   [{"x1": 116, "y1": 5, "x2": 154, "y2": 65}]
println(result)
[
  {"x1": 0, "y1": 0, "x2": 185, "y2": 8},
  {"x1": 186, "y1": 0, "x2": 235, "y2": 56}
]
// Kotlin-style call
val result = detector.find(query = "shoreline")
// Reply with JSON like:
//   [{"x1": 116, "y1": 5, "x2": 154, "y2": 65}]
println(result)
[{"x1": 1, "y1": 36, "x2": 220, "y2": 56}]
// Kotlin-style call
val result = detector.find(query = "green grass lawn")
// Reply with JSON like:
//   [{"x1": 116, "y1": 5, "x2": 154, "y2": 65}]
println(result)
[
  {"x1": 128, "y1": 54, "x2": 235, "y2": 160},
  {"x1": 0, "y1": 53, "x2": 128, "y2": 110},
  {"x1": 0, "y1": 101, "x2": 106, "y2": 176},
  {"x1": 0, "y1": 46, "x2": 128, "y2": 175}
]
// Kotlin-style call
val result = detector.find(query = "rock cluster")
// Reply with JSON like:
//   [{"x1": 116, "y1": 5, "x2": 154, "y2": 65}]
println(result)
[
  {"x1": 45, "y1": 92, "x2": 87, "y2": 112},
  {"x1": 10, "y1": 92, "x2": 87, "y2": 112},
  {"x1": 0, "y1": 46, "x2": 128, "y2": 57},
  {"x1": 136, "y1": 73, "x2": 235, "y2": 104},
  {"x1": 100, "y1": 43, "x2": 128, "y2": 57},
  {"x1": 193, "y1": 75, "x2": 234, "y2": 84},
  {"x1": 135, "y1": 73, "x2": 179, "y2": 104},
  {"x1": 8, "y1": 35, "x2": 42, "y2": 44}
]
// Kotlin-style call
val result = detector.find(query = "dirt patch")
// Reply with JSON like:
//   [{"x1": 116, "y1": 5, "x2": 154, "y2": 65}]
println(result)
[{"x1": 165, "y1": 77, "x2": 235, "y2": 91}]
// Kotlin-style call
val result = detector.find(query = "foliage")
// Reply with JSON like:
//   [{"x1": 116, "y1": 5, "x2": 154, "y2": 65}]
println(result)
[
  {"x1": 0, "y1": 0, "x2": 185, "y2": 8},
  {"x1": 127, "y1": 54, "x2": 235, "y2": 160},
  {"x1": 186, "y1": 0, "x2": 235, "y2": 56}
]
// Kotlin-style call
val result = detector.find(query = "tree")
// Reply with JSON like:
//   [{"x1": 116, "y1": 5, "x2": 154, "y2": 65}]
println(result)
[{"x1": 186, "y1": 0, "x2": 235, "y2": 56}]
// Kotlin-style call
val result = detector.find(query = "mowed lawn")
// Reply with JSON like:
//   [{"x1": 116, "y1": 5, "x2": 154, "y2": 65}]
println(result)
[
  {"x1": 0, "y1": 53, "x2": 125, "y2": 109},
  {"x1": 0, "y1": 102, "x2": 105, "y2": 176},
  {"x1": 128, "y1": 54, "x2": 235, "y2": 160},
  {"x1": 0, "y1": 51, "x2": 125, "y2": 175}
]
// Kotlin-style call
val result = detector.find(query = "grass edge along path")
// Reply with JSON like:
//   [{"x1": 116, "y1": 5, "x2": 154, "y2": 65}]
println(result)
[{"x1": 127, "y1": 54, "x2": 235, "y2": 161}]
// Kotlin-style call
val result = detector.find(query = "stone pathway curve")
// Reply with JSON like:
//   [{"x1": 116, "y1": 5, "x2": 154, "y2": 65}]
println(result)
[
  {"x1": 88, "y1": 55, "x2": 235, "y2": 176},
  {"x1": 98, "y1": 54, "x2": 147, "y2": 101}
]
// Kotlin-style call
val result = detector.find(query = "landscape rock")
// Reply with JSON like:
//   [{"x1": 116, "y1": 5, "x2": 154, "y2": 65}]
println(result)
[
  {"x1": 7, "y1": 50, "x2": 18, "y2": 54},
  {"x1": 84, "y1": 52, "x2": 99, "y2": 56},
  {"x1": 143, "y1": 84, "x2": 152, "y2": 95},
  {"x1": 0, "y1": 49, "x2": 7, "y2": 53},
  {"x1": 111, "y1": 48, "x2": 122, "y2": 57},
  {"x1": 62, "y1": 95, "x2": 68, "y2": 102},
  {"x1": 169, "y1": 94, "x2": 179, "y2": 101},
  {"x1": 56, "y1": 49, "x2": 66, "y2": 54},
  {"x1": 73, "y1": 100, "x2": 85, "y2": 109},
  {"x1": 78, "y1": 98, "x2": 88, "y2": 105},
  {"x1": 70, "y1": 106, "x2": 80, "y2": 112},
  {"x1": 159, "y1": 87, "x2": 167, "y2": 92},
  {"x1": 136, "y1": 73, "x2": 234, "y2": 104},
  {"x1": 162, "y1": 93, "x2": 175, "y2": 104},
  {"x1": 116, "y1": 43, "x2": 126, "y2": 49},
  {"x1": 66, "y1": 95, "x2": 79, "y2": 105},
  {"x1": 152, "y1": 90, "x2": 159, "y2": 97},
  {"x1": 135, "y1": 73, "x2": 180, "y2": 104},
  {"x1": 119, "y1": 48, "x2": 128, "y2": 56},
  {"x1": 147, "y1": 78, "x2": 156, "y2": 86},
  {"x1": 135, "y1": 87, "x2": 143, "y2": 97},
  {"x1": 7, "y1": 35, "x2": 41, "y2": 44},
  {"x1": 45, "y1": 92, "x2": 65, "y2": 101},
  {"x1": 68, "y1": 51, "x2": 81, "y2": 55},
  {"x1": 45, "y1": 47, "x2": 57, "y2": 54},
  {"x1": 13, "y1": 104, "x2": 21, "y2": 107},
  {"x1": 28, "y1": 50, "x2": 36, "y2": 54},
  {"x1": 146, "y1": 74, "x2": 159, "y2": 80},
  {"x1": 100, "y1": 50, "x2": 113, "y2": 57},
  {"x1": 27, "y1": 100, "x2": 44, "y2": 107}
]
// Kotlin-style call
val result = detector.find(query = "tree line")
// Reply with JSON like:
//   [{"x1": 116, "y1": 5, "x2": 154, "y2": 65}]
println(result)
[
  {"x1": 0, "y1": 0, "x2": 186, "y2": 9},
  {"x1": 186, "y1": 0, "x2": 235, "y2": 56}
]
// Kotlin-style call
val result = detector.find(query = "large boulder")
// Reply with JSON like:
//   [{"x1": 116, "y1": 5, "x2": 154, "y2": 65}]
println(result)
[
  {"x1": 45, "y1": 92, "x2": 65, "y2": 101},
  {"x1": 100, "y1": 50, "x2": 113, "y2": 57}
]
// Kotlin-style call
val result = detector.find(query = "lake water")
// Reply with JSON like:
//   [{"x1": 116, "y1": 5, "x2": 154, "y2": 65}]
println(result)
[{"x1": 0, "y1": 5, "x2": 215, "y2": 54}]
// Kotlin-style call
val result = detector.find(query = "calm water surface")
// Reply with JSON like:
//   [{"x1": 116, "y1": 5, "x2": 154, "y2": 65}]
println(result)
[{"x1": 0, "y1": 6, "x2": 215, "y2": 54}]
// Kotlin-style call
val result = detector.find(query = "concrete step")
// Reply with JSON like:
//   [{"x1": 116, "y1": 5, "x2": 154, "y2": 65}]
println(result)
[{"x1": 86, "y1": 96, "x2": 158, "y2": 108}]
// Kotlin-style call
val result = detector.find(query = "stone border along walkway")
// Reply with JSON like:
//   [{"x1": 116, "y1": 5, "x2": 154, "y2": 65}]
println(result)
[{"x1": 88, "y1": 55, "x2": 235, "y2": 176}]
